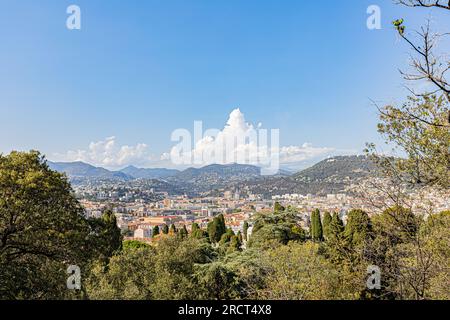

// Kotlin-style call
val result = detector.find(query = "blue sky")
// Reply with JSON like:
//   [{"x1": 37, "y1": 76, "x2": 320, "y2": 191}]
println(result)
[{"x1": 0, "y1": 0, "x2": 448, "y2": 169}]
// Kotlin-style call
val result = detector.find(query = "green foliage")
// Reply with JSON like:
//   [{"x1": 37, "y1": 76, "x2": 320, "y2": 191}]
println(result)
[
  {"x1": 392, "y1": 18, "x2": 405, "y2": 35},
  {"x1": 310, "y1": 209, "x2": 323, "y2": 241},
  {"x1": 255, "y1": 242, "x2": 364, "y2": 300},
  {"x1": 243, "y1": 221, "x2": 249, "y2": 241},
  {"x1": 122, "y1": 240, "x2": 150, "y2": 250},
  {"x1": 322, "y1": 211, "x2": 332, "y2": 240},
  {"x1": 324, "y1": 212, "x2": 346, "y2": 265},
  {"x1": 364, "y1": 207, "x2": 449, "y2": 299},
  {"x1": 207, "y1": 214, "x2": 227, "y2": 243},
  {"x1": 161, "y1": 224, "x2": 169, "y2": 234},
  {"x1": 178, "y1": 225, "x2": 188, "y2": 239},
  {"x1": 194, "y1": 262, "x2": 242, "y2": 300},
  {"x1": 152, "y1": 225, "x2": 160, "y2": 237},
  {"x1": 249, "y1": 211, "x2": 306, "y2": 248},
  {"x1": 191, "y1": 222, "x2": 209, "y2": 240},
  {"x1": 0, "y1": 151, "x2": 118, "y2": 299},
  {"x1": 369, "y1": 95, "x2": 450, "y2": 188},
  {"x1": 274, "y1": 201, "x2": 285, "y2": 212},
  {"x1": 344, "y1": 209, "x2": 372, "y2": 247}
]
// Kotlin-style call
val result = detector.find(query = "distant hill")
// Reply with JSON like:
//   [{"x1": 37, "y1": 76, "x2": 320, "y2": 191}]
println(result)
[
  {"x1": 167, "y1": 163, "x2": 262, "y2": 192},
  {"x1": 47, "y1": 161, "x2": 131, "y2": 180},
  {"x1": 293, "y1": 155, "x2": 376, "y2": 183},
  {"x1": 120, "y1": 165, "x2": 179, "y2": 179},
  {"x1": 47, "y1": 156, "x2": 376, "y2": 197},
  {"x1": 242, "y1": 155, "x2": 377, "y2": 197}
]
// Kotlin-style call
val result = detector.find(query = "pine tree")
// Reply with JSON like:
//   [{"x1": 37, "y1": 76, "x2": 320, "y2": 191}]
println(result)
[{"x1": 323, "y1": 211, "x2": 333, "y2": 240}]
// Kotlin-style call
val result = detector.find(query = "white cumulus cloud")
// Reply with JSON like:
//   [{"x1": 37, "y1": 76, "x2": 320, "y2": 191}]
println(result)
[
  {"x1": 54, "y1": 136, "x2": 154, "y2": 169},
  {"x1": 169, "y1": 108, "x2": 336, "y2": 171}
]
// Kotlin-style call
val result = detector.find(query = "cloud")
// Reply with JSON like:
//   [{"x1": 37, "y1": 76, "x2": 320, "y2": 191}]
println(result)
[
  {"x1": 169, "y1": 108, "x2": 336, "y2": 170},
  {"x1": 54, "y1": 136, "x2": 154, "y2": 169},
  {"x1": 53, "y1": 109, "x2": 342, "y2": 171}
]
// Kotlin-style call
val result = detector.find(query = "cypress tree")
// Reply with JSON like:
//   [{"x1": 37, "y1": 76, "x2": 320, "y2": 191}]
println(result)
[
  {"x1": 243, "y1": 221, "x2": 249, "y2": 241},
  {"x1": 327, "y1": 212, "x2": 346, "y2": 264},
  {"x1": 237, "y1": 230, "x2": 243, "y2": 244},
  {"x1": 344, "y1": 209, "x2": 372, "y2": 247},
  {"x1": 229, "y1": 235, "x2": 242, "y2": 252},
  {"x1": 323, "y1": 211, "x2": 333, "y2": 240},
  {"x1": 161, "y1": 224, "x2": 169, "y2": 234},
  {"x1": 191, "y1": 222, "x2": 200, "y2": 235},
  {"x1": 179, "y1": 225, "x2": 188, "y2": 239},
  {"x1": 217, "y1": 214, "x2": 226, "y2": 235},
  {"x1": 330, "y1": 212, "x2": 345, "y2": 236},
  {"x1": 207, "y1": 214, "x2": 227, "y2": 243},
  {"x1": 310, "y1": 209, "x2": 323, "y2": 241}
]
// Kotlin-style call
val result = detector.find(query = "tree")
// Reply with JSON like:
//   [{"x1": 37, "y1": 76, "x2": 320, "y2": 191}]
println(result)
[
  {"x1": 243, "y1": 221, "x2": 249, "y2": 241},
  {"x1": 0, "y1": 151, "x2": 114, "y2": 299},
  {"x1": 207, "y1": 214, "x2": 226, "y2": 243},
  {"x1": 161, "y1": 224, "x2": 169, "y2": 234},
  {"x1": 274, "y1": 202, "x2": 285, "y2": 212},
  {"x1": 364, "y1": 206, "x2": 450, "y2": 300},
  {"x1": 122, "y1": 240, "x2": 150, "y2": 250},
  {"x1": 87, "y1": 209, "x2": 123, "y2": 260},
  {"x1": 255, "y1": 242, "x2": 364, "y2": 300},
  {"x1": 249, "y1": 211, "x2": 306, "y2": 248},
  {"x1": 322, "y1": 211, "x2": 333, "y2": 240},
  {"x1": 85, "y1": 246, "x2": 157, "y2": 300},
  {"x1": 169, "y1": 224, "x2": 177, "y2": 234},
  {"x1": 395, "y1": 1, "x2": 449, "y2": 102},
  {"x1": 367, "y1": 1, "x2": 450, "y2": 188},
  {"x1": 325, "y1": 212, "x2": 346, "y2": 265},
  {"x1": 191, "y1": 223, "x2": 209, "y2": 240},
  {"x1": 236, "y1": 231, "x2": 243, "y2": 244},
  {"x1": 194, "y1": 262, "x2": 242, "y2": 300},
  {"x1": 310, "y1": 209, "x2": 323, "y2": 242},
  {"x1": 344, "y1": 209, "x2": 372, "y2": 248},
  {"x1": 179, "y1": 225, "x2": 188, "y2": 239},
  {"x1": 369, "y1": 95, "x2": 449, "y2": 187},
  {"x1": 152, "y1": 225, "x2": 160, "y2": 238}
]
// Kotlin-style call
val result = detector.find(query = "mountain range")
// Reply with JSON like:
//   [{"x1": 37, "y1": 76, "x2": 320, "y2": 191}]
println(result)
[{"x1": 47, "y1": 155, "x2": 377, "y2": 196}]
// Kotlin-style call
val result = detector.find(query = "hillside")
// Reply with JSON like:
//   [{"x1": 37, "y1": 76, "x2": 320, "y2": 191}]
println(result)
[
  {"x1": 293, "y1": 155, "x2": 376, "y2": 183},
  {"x1": 242, "y1": 155, "x2": 377, "y2": 197},
  {"x1": 47, "y1": 161, "x2": 131, "y2": 181},
  {"x1": 167, "y1": 163, "x2": 263, "y2": 192},
  {"x1": 120, "y1": 165, "x2": 179, "y2": 179}
]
